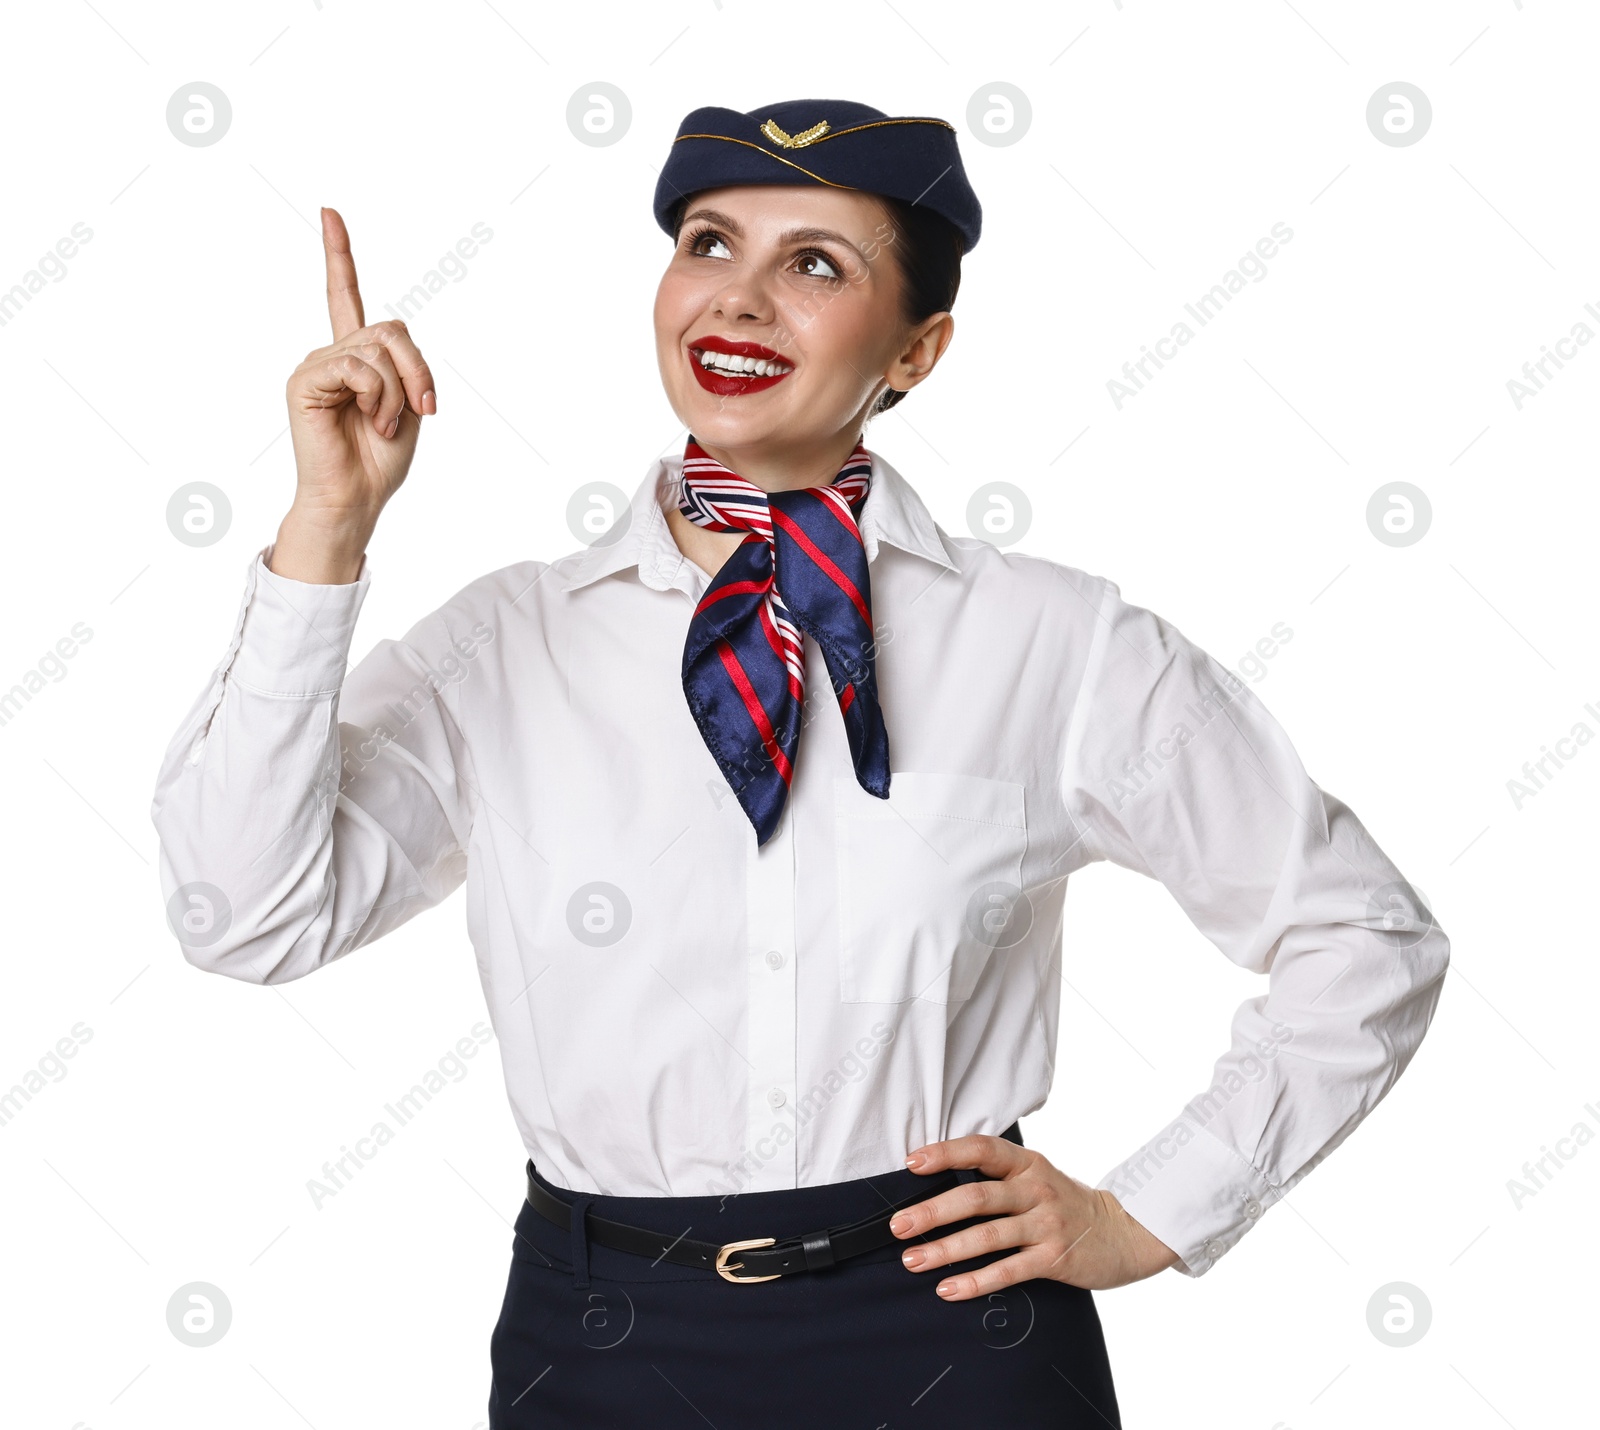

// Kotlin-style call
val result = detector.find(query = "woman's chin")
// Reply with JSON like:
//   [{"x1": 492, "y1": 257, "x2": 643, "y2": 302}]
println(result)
[{"x1": 679, "y1": 406, "x2": 788, "y2": 448}]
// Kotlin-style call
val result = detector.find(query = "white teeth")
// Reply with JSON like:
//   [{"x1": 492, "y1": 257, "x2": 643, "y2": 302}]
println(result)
[{"x1": 694, "y1": 348, "x2": 792, "y2": 377}]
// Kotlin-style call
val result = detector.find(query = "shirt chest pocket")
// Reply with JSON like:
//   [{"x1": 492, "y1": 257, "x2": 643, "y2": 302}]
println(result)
[{"x1": 833, "y1": 771, "x2": 1028, "y2": 1005}]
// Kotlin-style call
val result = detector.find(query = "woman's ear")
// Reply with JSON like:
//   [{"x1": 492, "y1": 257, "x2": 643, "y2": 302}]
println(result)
[{"x1": 889, "y1": 312, "x2": 955, "y2": 394}]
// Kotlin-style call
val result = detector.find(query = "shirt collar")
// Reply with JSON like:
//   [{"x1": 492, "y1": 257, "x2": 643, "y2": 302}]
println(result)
[{"x1": 553, "y1": 445, "x2": 960, "y2": 595}]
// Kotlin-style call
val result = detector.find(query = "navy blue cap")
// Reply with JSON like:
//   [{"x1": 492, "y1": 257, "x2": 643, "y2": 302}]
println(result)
[{"x1": 653, "y1": 98, "x2": 981, "y2": 253}]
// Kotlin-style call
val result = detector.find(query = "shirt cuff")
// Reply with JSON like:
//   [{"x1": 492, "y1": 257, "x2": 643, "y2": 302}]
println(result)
[
  {"x1": 1096, "y1": 1115, "x2": 1278, "y2": 1277},
  {"x1": 230, "y1": 542, "x2": 372, "y2": 696}
]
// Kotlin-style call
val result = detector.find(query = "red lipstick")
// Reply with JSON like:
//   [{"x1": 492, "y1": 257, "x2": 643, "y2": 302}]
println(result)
[{"x1": 687, "y1": 335, "x2": 795, "y2": 396}]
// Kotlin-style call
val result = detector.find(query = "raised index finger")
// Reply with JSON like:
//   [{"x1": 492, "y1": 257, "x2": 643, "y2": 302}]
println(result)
[{"x1": 321, "y1": 206, "x2": 365, "y2": 342}]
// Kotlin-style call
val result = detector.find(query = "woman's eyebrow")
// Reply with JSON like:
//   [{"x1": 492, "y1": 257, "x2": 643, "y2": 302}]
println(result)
[
  {"x1": 776, "y1": 225, "x2": 858, "y2": 251},
  {"x1": 681, "y1": 209, "x2": 863, "y2": 255}
]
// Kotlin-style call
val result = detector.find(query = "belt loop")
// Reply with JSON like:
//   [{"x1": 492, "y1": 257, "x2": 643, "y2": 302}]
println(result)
[{"x1": 568, "y1": 1193, "x2": 596, "y2": 1290}]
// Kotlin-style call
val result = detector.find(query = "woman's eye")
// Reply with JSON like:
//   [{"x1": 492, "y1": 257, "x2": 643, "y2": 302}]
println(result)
[
  {"x1": 796, "y1": 251, "x2": 842, "y2": 280},
  {"x1": 690, "y1": 231, "x2": 732, "y2": 259}
]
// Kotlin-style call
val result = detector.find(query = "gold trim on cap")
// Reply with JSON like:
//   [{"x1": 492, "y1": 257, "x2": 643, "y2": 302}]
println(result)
[
  {"x1": 669, "y1": 116, "x2": 957, "y2": 193},
  {"x1": 669, "y1": 117, "x2": 957, "y2": 189},
  {"x1": 797, "y1": 117, "x2": 956, "y2": 145},
  {"x1": 672, "y1": 115, "x2": 947, "y2": 149},
  {"x1": 669, "y1": 134, "x2": 860, "y2": 189}
]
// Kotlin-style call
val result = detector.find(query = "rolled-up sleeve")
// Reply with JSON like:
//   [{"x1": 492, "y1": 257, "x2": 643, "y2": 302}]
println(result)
[
  {"x1": 1061, "y1": 577, "x2": 1449, "y2": 1277},
  {"x1": 150, "y1": 543, "x2": 475, "y2": 984}
]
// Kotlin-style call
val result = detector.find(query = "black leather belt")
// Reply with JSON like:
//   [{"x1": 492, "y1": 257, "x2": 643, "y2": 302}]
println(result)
[{"x1": 525, "y1": 1121, "x2": 1023, "y2": 1283}]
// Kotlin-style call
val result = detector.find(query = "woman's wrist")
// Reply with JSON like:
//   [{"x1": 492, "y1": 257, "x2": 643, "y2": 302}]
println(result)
[
  {"x1": 269, "y1": 506, "x2": 376, "y2": 585},
  {"x1": 1098, "y1": 1189, "x2": 1181, "y2": 1280}
]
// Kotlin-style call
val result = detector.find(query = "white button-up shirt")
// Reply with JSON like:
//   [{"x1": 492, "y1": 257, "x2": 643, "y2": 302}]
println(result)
[{"x1": 150, "y1": 448, "x2": 1449, "y2": 1277}]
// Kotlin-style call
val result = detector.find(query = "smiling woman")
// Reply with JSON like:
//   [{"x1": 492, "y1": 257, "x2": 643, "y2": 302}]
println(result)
[
  {"x1": 153, "y1": 94, "x2": 1449, "y2": 1430},
  {"x1": 654, "y1": 184, "x2": 956, "y2": 481},
  {"x1": 653, "y1": 180, "x2": 962, "y2": 584},
  {"x1": 668, "y1": 190, "x2": 964, "y2": 411}
]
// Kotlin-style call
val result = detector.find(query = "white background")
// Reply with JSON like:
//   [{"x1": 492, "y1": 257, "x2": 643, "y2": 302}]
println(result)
[{"x1": 1, "y1": 1, "x2": 1593, "y2": 1426}]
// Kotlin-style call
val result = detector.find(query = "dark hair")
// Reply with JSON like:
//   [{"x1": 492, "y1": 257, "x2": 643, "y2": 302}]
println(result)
[{"x1": 668, "y1": 192, "x2": 964, "y2": 416}]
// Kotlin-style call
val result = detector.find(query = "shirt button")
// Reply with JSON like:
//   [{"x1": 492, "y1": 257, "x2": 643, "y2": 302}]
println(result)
[
  {"x1": 1242, "y1": 1195, "x2": 1261, "y2": 1219},
  {"x1": 765, "y1": 949, "x2": 785, "y2": 970},
  {"x1": 1205, "y1": 1238, "x2": 1225, "y2": 1260},
  {"x1": 767, "y1": 1087, "x2": 786, "y2": 1108}
]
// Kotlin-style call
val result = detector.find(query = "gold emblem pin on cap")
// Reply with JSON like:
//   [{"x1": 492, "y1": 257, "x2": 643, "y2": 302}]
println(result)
[{"x1": 760, "y1": 118, "x2": 830, "y2": 149}]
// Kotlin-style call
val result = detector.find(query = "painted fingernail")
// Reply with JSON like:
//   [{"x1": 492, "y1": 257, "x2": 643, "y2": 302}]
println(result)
[
  {"x1": 905, "y1": 1152, "x2": 926, "y2": 1169},
  {"x1": 422, "y1": 390, "x2": 435, "y2": 414},
  {"x1": 902, "y1": 1249, "x2": 923, "y2": 1268},
  {"x1": 936, "y1": 1281, "x2": 956, "y2": 1296},
  {"x1": 889, "y1": 1214, "x2": 910, "y2": 1235}
]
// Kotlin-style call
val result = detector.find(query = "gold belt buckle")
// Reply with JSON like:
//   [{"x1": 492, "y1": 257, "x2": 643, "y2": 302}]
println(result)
[{"x1": 715, "y1": 1236, "x2": 780, "y2": 1283}]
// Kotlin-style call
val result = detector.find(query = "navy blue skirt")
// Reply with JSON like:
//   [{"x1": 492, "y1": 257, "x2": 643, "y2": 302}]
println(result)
[{"x1": 487, "y1": 1154, "x2": 1121, "y2": 1427}]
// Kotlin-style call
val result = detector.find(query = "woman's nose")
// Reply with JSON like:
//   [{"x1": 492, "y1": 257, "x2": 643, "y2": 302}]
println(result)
[{"x1": 711, "y1": 271, "x2": 773, "y2": 324}]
